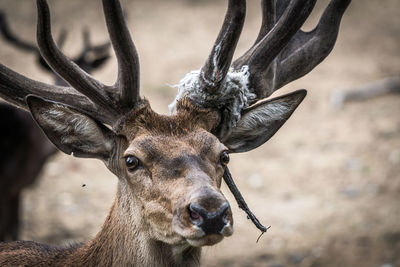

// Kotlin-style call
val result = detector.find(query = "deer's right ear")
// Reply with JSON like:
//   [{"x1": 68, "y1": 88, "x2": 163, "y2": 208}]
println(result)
[
  {"x1": 27, "y1": 95, "x2": 115, "y2": 160},
  {"x1": 222, "y1": 90, "x2": 306, "y2": 153}
]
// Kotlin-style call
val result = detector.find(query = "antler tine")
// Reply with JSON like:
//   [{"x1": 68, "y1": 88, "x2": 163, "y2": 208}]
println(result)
[
  {"x1": 102, "y1": 0, "x2": 140, "y2": 109},
  {"x1": 87, "y1": 41, "x2": 112, "y2": 61},
  {"x1": 200, "y1": 0, "x2": 246, "y2": 93},
  {"x1": 0, "y1": 10, "x2": 38, "y2": 53},
  {"x1": 56, "y1": 28, "x2": 67, "y2": 49},
  {"x1": 254, "y1": 0, "x2": 293, "y2": 45},
  {"x1": 233, "y1": 0, "x2": 316, "y2": 99},
  {"x1": 0, "y1": 64, "x2": 113, "y2": 123},
  {"x1": 0, "y1": 8, "x2": 65, "y2": 74},
  {"x1": 39, "y1": 30, "x2": 68, "y2": 73},
  {"x1": 82, "y1": 27, "x2": 91, "y2": 53},
  {"x1": 36, "y1": 0, "x2": 118, "y2": 117},
  {"x1": 254, "y1": 0, "x2": 274, "y2": 45},
  {"x1": 71, "y1": 28, "x2": 111, "y2": 75},
  {"x1": 78, "y1": 27, "x2": 111, "y2": 61},
  {"x1": 275, "y1": 0, "x2": 351, "y2": 90}
]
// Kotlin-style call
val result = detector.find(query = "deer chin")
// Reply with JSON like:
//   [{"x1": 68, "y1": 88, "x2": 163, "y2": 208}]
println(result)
[
  {"x1": 187, "y1": 234, "x2": 224, "y2": 247},
  {"x1": 172, "y1": 216, "x2": 234, "y2": 247},
  {"x1": 186, "y1": 223, "x2": 234, "y2": 247}
]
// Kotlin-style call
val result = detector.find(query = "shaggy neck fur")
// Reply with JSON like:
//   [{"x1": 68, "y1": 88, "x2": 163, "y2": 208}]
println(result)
[
  {"x1": 0, "y1": 182, "x2": 201, "y2": 267},
  {"x1": 71, "y1": 183, "x2": 201, "y2": 267}
]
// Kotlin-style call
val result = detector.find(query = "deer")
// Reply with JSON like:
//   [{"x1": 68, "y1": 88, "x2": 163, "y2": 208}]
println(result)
[
  {"x1": 0, "y1": 0, "x2": 350, "y2": 266},
  {"x1": 0, "y1": 10, "x2": 110, "y2": 241}
]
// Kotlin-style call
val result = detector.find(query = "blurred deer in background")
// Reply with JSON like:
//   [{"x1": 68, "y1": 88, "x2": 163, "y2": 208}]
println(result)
[
  {"x1": 0, "y1": 0, "x2": 350, "y2": 266},
  {"x1": 0, "y1": 10, "x2": 110, "y2": 241}
]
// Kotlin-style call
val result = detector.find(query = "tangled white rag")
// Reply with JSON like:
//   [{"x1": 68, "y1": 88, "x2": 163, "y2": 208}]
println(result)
[{"x1": 168, "y1": 65, "x2": 256, "y2": 135}]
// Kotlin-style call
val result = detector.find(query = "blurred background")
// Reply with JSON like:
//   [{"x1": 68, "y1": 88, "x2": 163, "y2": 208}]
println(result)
[{"x1": 0, "y1": 0, "x2": 399, "y2": 266}]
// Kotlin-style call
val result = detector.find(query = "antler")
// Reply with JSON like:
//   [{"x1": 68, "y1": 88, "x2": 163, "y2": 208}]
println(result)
[
  {"x1": 0, "y1": 65, "x2": 105, "y2": 120},
  {"x1": 233, "y1": 0, "x2": 351, "y2": 100},
  {"x1": 0, "y1": 4, "x2": 109, "y2": 122},
  {"x1": 0, "y1": 0, "x2": 141, "y2": 126},
  {"x1": 1, "y1": 8, "x2": 110, "y2": 76},
  {"x1": 102, "y1": 0, "x2": 140, "y2": 108},
  {"x1": 199, "y1": 0, "x2": 246, "y2": 93},
  {"x1": 73, "y1": 28, "x2": 111, "y2": 75},
  {"x1": 0, "y1": 10, "x2": 38, "y2": 52},
  {"x1": 35, "y1": 0, "x2": 118, "y2": 116},
  {"x1": 172, "y1": 0, "x2": 350, "y2": 130},
  {"x1": 0, "y1": 10, "x2": 69, "y2": 72}
]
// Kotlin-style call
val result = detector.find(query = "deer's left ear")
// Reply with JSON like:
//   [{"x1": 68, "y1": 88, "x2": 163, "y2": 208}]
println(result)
[
  {"x1": 222, "y1": 89, "x2": 306, "y2": 153},
  {"x1": 27, "y1": 95, "x2": 116, "y2": 160}
]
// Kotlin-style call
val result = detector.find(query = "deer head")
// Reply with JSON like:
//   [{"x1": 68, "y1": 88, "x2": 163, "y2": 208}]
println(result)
[{"x1": 0, "y1": 0, "x2": 350, "y2": 255}]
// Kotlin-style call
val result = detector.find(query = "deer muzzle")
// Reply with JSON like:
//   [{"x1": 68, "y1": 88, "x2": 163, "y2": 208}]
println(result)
[
  {"x1": 172, "y1": 185, "x2": 233, "y2": 247},
  {"x1": 188, "y1": 202, "x2": 231, "y2": 235}
]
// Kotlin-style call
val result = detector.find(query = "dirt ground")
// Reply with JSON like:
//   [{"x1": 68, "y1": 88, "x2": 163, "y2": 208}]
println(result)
[{"x1": 0, "y1": 0, "x2": 399, "y2": 266}]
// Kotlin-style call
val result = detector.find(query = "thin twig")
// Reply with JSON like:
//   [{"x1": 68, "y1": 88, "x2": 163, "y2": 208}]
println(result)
[{"x1": 223, "y1": 167, "x2": 271, "y2": 241}]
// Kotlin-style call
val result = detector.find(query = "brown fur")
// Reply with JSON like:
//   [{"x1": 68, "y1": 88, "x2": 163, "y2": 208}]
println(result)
[
  {"x1": 119, "y1": 98, "x2": 221, "y2": 137},
  {"x1": 0, "y1": 100, "x2": 231, "y2": 267}
]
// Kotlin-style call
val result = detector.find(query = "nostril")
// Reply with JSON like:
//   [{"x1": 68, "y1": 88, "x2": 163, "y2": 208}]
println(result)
[
  {"x1": 220, "y1": 202, "x2": 229, "y2": 214},
  {"x1": 219, "y1": 202, "x2": 230, "y2": 222},
  {"x1": 188, "y1": 203, "x2": 204, "y2": 225},
  {"x1": 189, "y1": 209, "x2": 201, "y2": 220},
  {"x1": 187, "y1": 202, "x2": 231, "y2": 235}
]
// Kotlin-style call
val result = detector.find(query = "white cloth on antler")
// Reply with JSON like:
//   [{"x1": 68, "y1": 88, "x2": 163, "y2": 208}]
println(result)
[{"x1": 169, "y1": 65, "x2": 256, "y2": 136}]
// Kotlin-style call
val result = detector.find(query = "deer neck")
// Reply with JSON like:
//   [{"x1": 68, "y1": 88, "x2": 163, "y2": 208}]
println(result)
[{"x1": 73, "y1": 182, "x2": 201, "y2": 267}]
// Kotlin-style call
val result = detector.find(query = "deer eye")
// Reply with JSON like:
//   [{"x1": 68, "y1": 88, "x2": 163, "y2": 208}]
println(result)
[
  {"x1": 220, "y1": 151, "x2": 230, "y2": 166},
  {"x1": 125, "y1": 156, "x2": 140, "y2": 171}
]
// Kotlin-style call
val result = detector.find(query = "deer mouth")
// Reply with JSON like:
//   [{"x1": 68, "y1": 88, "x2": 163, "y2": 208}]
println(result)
[
  {"x1": 186, "y1": 221, "x2": 234, "y2": 247},
  {"x1": 179, "y1": 229, "x2": 231, "y2": 247},
  {"x1": 172, "y1": 192, "x2": 234, "y2": 246},
  {"x1": 172, "y1": 211, "x2": 234, "y2": 247},
  {"x1": 186, "y1": 234, "x2": 224, "y2": 247}
]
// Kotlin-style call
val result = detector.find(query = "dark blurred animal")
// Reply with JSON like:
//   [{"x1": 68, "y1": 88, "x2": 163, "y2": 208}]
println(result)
[
  {"x1": 0, "y1": 10, "x2": 110, "y2": 241},
  {"x1": 0, "y1": 103, "x2": 56, "y2": 241}
]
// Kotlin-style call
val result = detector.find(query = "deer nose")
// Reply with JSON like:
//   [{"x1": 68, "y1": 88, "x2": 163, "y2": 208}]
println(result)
[{"x1": 188, "y1": 202, "x2": 230, "y2": 235}]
